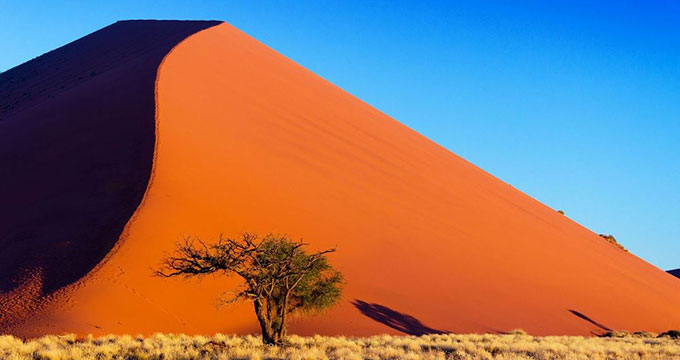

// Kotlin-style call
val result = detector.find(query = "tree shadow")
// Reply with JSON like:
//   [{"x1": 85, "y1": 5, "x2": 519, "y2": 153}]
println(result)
[
  {"x1": 568, "y1": 309, "x2": 611, "y2": 334},
  {"x1": 352, "y1": 299, "x2": 447, "y2": 335}
]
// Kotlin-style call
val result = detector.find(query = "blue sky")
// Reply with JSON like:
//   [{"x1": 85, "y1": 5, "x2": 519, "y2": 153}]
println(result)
[{"x1": 1, "y1": 1, "x2": 678, "y2": 269}]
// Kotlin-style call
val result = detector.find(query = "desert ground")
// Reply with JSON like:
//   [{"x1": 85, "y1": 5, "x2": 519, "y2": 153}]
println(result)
[{"x1": 2, "y1": 332, "x2": 680, "y2": 360}]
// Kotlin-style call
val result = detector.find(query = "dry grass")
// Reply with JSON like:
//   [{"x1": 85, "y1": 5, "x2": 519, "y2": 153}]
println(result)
[
  {"x1": 599, "y1": 234, "x2": 628, "y2": 252},
  {"x1": 1, "y1": 332, "x2": 679, "y2": 360}
]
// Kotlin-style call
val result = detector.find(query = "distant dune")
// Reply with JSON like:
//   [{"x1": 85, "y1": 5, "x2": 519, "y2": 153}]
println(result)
[
  {"x1": 1, "y1": 20, "x2": 680, "y2": 338},
  {"x1": 669, "y1": 269, "x2": 680, "y2": 279}
]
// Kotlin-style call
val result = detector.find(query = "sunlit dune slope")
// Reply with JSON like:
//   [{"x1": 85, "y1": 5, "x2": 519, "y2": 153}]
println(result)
[{"x1": 2, "y1": 21, "x2": 680, "y2": 337}]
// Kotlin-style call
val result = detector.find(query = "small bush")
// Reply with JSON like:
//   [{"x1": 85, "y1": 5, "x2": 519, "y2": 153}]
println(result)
[{"x1": 659, "y1": 330, "x2": 680, "y2": 339}]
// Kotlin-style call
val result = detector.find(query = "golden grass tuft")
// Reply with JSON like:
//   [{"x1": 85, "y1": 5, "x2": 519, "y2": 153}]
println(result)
[
  {"x1": 599, "y1": 234, "x2": 628, "y2": 252},
  {"x1": 1, "y1": 332, "x2": 679, "y2": 359}
]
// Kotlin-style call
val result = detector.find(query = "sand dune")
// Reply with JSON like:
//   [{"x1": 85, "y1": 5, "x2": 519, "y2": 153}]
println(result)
[
  {"x1": 669, "y1": 269, "x2": 680, "y2": 279},
  {"x1": 1, "y1": 20, "x2": 679, "y2": 337},
  {"x1": 0, "y1": 20, "x2": 221, "y2": 330}
]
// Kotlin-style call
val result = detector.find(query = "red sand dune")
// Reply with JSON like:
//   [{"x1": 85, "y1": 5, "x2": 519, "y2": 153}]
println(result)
[{"x1": 1, "y1": 20, "x2": 679, "y2": 337}]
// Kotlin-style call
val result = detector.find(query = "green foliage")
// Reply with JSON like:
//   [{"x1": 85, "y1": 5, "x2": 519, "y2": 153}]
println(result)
[{"x1": 251, "y1": 235, "x2": 343, "y2": 314}]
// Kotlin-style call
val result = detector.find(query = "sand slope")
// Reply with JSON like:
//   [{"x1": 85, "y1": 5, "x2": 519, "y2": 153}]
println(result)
[
  {"x1": 0, "y1": 20, "x2": 220, "y2": 329},
  {"x1": 1, "y1": 21, "x2": 679, "y2": 337}
]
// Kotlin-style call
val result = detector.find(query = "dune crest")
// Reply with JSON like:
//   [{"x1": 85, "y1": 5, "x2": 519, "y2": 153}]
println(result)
[{"x1": 1, "y1": 20, "x2": 679, "y2": 337}]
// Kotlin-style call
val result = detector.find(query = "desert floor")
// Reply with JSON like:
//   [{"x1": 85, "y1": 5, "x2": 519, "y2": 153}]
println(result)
[{"x1": 1, "y1": 332, "x2": 679, "y2": 360}]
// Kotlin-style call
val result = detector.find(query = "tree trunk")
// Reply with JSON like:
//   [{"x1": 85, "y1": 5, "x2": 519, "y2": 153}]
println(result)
[
  {"x1": 275, "y1": 293, "x2": 289, "y2": 341},
  {"x1": 254, "y1": 299, "x2": 278, "y2": 345}
]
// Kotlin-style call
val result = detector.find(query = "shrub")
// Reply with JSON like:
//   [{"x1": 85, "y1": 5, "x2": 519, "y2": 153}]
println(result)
[{"x1": 659, "y1": 330, "x2": 680, "y2": 339}]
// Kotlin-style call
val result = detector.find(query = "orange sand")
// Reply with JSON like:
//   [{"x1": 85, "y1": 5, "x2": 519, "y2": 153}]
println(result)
[{"x1": 2, "y1": 21, "x2": 680, "y2": 337}]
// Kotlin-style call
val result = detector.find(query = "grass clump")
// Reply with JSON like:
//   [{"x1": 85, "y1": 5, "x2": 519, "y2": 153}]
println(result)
[
  {"x1": 599, "y1": 234, "x2": 628, "y2": 252},
  {"x1": 600, "y1": 330, "x2": 631, "y2": 338},
  {"x1": 633, "y1": 331, "x2": 658, "y2": 338}
]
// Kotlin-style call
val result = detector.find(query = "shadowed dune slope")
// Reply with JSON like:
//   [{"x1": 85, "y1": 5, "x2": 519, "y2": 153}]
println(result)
[
  {"x1": 0, "y1": 20, "x2": 221, "y2": 328},
  {"x1": 2, "y1": 21, "x2": 680, "y2": 337},
  {"x1": 669, "y1": 269, "x2": 680, "y2": 279}
]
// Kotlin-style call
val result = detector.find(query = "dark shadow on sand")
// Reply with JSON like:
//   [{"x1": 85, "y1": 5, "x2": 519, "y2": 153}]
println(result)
[
  {"x1": 353, "y1": 299, "x2": 447, "y2": 335},
  {"x1": 568, "y1": 309, "x2": 611, "y2": 333},
  {"x1": 0, "y1": 20, "x2": 221, "y2": 297}
]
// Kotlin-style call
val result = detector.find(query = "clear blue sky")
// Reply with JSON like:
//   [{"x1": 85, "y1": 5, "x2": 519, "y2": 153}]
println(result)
[{"x1": 1, "y1": 1, "x2": 678, "y2": 269}]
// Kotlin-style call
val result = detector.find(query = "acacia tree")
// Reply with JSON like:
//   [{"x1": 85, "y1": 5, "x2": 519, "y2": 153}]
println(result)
[{"x1": 156, "y1": 233, "x2": 343, "y2": 345}]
